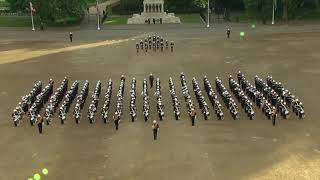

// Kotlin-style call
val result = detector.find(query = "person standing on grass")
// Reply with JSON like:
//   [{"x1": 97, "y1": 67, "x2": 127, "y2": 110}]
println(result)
[
  {"x1": 152, "y1": 120, "x2": 160, "y2": 140},
  {"x1": 69, "y1": 32, "x2": 73, "y2": 42}
]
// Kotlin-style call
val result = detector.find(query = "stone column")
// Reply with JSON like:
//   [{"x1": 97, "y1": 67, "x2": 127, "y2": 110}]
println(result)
[{"x1": 144, "y1": 3, "x2": 146, "y2": 13}]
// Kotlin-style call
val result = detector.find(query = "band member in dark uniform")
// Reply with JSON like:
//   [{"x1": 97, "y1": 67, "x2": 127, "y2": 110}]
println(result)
[
  {"x1": 272, "y1": 107, "x2": 277, "y2": 126},
  {"x1": 37, "y1": 115, "x2": 44, "y2": 134},
  {"x1": 69, "y1": 32, "x2": 73, "y2": 42},
  {"x1": 191, "y1": 110, "x2": 196, "y2": 126},
  {"x1": 227, "y1": 28, "x2": 231, "y2": 39},
  {"x1": 160, "y1": 41, "x2": 164, "y2": 52},
  {"x1": 149, "y1": 74, "x2": 154, "y2": 88},
  {"x1": 113, "y1": 112, "x2": 120, "y2": 130},
  {"x1": 136, "y1": 43, "x2": 139, "y2": 53},
  {"x1": 170, "y1": 41, "x2": 174, "y2": 52},
  {"x1": 152, "y1": 120, "x2": 160, "y2": 140}
]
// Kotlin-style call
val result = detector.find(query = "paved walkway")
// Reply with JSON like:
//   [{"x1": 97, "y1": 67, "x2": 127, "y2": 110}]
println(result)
[
  {"x1": 81, "y1": 0, "x2": 120, "y2": 29},
  {"x1": 88, "y1": 0, "x2": 120, "y2": 15}
]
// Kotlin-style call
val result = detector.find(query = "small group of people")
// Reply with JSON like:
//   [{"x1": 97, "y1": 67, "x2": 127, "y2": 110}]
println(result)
[
  {"x1": 266, "y1": 76, "x2": 305, "y2": 118},
  {"x1": 87, "y1": 81, "x2": 102, "y2": 124},
  {"x1": 192, "y1": 77, "x2": 210, "y2": 120},
  {"x1": 29, "y1": 79, "x2": 54, "y2": 125},
  {"x1": 73, "y1": 80, "x2": 89, "y2": 124},
  {"x1": 229, "y1": 75, "x2": 255, "y2": 120},
  {"x1": 203, "y1": 76, "x2": 224, "y2": 120},
  {"x1": 113, "y1": 76, "x2": 125, "y2": 130},
  {"x1": 180, "y1": 73, "x2": 197, "y2": 126},
  {"x1": 101, "y1": 79, "x2": 113, "y2": 123},
  {"x1": 169, "y1": 77, "x2": 181, "y2": 120},
  {"x1": 59, "y1": 81, "x2": 79, "y2": 124},
  {"x1": 136, "y1": 34, "x2": 174, "y2": 53},
  {"x1": 45, "y1": 77, "x2": 68, "y2": 125},
  {"x1": 216, "y1": 77, "x2": 239, "y2": 120},
  {"x1": 238, "y1": 72, "x2": 278, "y2": 125},
  {"x1": 12, "y1": 81, "x2": 42, "y2": 126},
  {"x1": 145, "y1": 18, "x2": 163, "y2": 24}
]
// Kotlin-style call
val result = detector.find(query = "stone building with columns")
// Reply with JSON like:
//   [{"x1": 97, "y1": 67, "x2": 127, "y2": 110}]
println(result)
[{"x1": 127, "y1": 0, "x2": 180, "y2": 24}]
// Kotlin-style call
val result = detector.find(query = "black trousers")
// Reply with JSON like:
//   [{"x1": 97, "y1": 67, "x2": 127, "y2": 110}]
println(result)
[
  {"x1": 191, "y1": 116, "x2": 195, "y2": 126},
  {"x1": 272, "y1": 115, "x2": 276, "y2": 126},
  {"x1": 153, "y1": 129, "x2": 158, "y2": 140},
  {"x1": 115, "y1": 120, "x2": 119, "y2": 130},
  {"x1": 37, "y1": 123, "x2": 43, "y2": 134},
  {"x1": 150, "y1": 79, "x2": 154, "y2": 88},
  {"x1": 70, "y1": 37, "x2": 73, "y2": 42}
]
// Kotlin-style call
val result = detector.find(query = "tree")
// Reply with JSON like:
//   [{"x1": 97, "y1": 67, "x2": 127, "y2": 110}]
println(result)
[
  {"x1": 282, "y1": 0, "x2": 288, "y2": 21},
  {"x1": 7, "y1": 0, "x2": 88, "y2": 23},
  {"x1": 243, "y1": 0, "x2": 272, "y2": 23},
  {"x1": 315, "y1": 0, "x2": 320, "y2": 10}
]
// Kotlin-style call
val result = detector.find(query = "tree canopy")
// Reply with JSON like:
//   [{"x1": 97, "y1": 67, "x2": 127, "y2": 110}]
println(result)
[
  {"x1": 7, "y1": 0, "x2": 87, "y2": 23},
  {"x1": 6, "y1": 0, "x2": 320, "y2": 23}
]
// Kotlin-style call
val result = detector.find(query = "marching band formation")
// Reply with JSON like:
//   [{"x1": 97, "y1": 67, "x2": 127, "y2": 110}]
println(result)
[
  {"x1": 136, "y1": 34, "x2": 174, "y2": 53},
  {"x1": 11, "y1": 72, "x2": 306, "y2": 134}
]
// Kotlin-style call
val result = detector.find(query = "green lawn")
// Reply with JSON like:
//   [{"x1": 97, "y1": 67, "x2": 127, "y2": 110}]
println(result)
[
  {"x1": 178, "y1": 14, "x2": 202, "y2": 23},
  {"x1": 0, "y1": 16, "x2": 83, "y2": 27},
  {"x1": 0, "y1": 16, "x2": 40, "y2": 27},
  {"x1": 104, "y1": 15, "x2": 129, "y2": 25}
]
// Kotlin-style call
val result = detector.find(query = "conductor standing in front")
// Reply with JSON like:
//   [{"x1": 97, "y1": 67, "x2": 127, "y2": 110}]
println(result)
[{"x1": 152, "y1": 120, "x2": 160, "y2": 140}]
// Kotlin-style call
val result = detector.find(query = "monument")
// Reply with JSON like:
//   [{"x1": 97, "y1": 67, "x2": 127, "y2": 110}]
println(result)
[{"x1": 127, "y1": 0, "x2": 181, "y2": 24}]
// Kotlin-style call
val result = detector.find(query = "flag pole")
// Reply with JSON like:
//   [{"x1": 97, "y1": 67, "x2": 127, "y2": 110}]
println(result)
[
  {"x1": 206, "y1": 0, "x2": 210, "y2": 28},
  {"x1": 30, "y1": 2, "x2": 35, "y2": 31},
  {"x1": 97, "y1": 0, "x2": 100, "y2": 30},
  {"x1": 272, "y1": 0, "x2": 275, "y2": 25}
]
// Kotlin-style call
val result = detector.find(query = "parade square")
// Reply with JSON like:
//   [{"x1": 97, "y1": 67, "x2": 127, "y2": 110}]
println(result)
[{"x1": 0, "y1": 23, "x2": 320, "y2": 180}]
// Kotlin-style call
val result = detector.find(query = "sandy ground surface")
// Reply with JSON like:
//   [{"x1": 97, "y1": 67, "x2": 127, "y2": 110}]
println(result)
[{"x1": 0, "y1": 23, "x2": 320, "y2": 180}]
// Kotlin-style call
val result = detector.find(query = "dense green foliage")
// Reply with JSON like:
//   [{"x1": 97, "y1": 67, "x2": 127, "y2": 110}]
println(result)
[
  {"x1": 5, "y1": 0, "x2": 320, "y2": 25},
  {"x1": 116, "y1": 0, "x2": 320, "y2": 21},
  {"x1": 6, "y1": 0, "x2": 87, "y2": 24}
]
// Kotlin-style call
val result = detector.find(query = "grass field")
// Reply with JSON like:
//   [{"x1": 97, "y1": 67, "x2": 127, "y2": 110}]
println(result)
[
  {"x1": 0, "y1": 16, "x2": 39, "y2": 27},
  {"x1": 178, "y1": 14, "x2": 202, "y2": 23},
  {"x1": 104, "y1": 15, "x2": 129, "y2": 25},
  {"x1": 0, "y1": 16, "x2": 82, "y2": 27}
]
